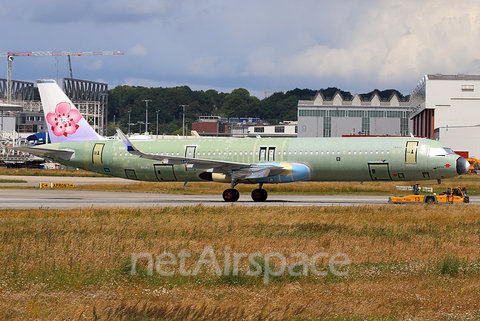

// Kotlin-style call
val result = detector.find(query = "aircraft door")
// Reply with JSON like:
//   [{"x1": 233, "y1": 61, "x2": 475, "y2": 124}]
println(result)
[
  {"x1": 405, "y1": 141, "x2": 418, "y2": 164},
  {"x1": 92, "y1": 143, "x2": 104, "y2": 166},
  {"x1": 368, "y1": 163, "x2": 392, "y2": 181},
  {"x1": 154, "y1": 164, "x2": 177, "y2": 181},
  {"x1": 185, "y1": 146, "x2": 196, "y2": 158},
  {"x1": 185, "y1": 146, "x2": 196, "y2": 172},
  {"x1": 125, "y1": 169, "x2": 138, "y2": 180},
  {"x1": 268, "y1": 147, "x2": 276, "y2": 161},
  {"x1": 259, "y1": 147, "x2": 275, "y2": 161},
  {"x1": 259, "y1": 147, "x2": 267, "y2": 161}
]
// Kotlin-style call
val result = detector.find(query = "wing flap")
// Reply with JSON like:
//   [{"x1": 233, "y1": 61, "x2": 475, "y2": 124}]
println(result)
[{"x1": 231, "y1": 164, "x2": 284, "y2": 180}]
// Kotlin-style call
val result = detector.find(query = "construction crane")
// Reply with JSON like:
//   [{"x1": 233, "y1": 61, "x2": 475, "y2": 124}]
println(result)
[{"x1": 0, "y1": 51, "x2": 124, "y2": 103}]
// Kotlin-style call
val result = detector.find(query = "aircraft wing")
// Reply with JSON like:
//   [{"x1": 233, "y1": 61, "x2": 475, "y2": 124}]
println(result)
[
  {"x1": 116, "y1": 128, "x2": 283, "y2": 179},
  {"x1": 12, "y1": 146, "x2": 75, "y2": 160},
  {"x1": 230, "y1": 164, "x2": 284, "y2": 180}
]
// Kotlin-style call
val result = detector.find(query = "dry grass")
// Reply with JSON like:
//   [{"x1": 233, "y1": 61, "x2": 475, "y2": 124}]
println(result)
[
  {"x1": 0, "y1": 167, "x2": 107, "y2": 177},
  {"x1": 0, "y1": 179, "x2": 27, "y2": 183},
  {"x1": 2, "y1": 205, "x2": 480, "y2": 320}
]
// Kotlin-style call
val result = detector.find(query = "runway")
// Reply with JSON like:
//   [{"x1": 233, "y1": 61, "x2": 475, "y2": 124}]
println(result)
[
  {"x1": 0, "y1": 175, "x2": 136, "y2": 187},
  {"x1": 0, "y1": 189, "x2": 397, "y2": 208},
  {"x1": 0, "y1": 176, "x2": 477, "y2": 209}
]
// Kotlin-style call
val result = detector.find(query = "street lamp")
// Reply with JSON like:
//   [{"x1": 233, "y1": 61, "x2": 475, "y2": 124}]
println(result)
[
  {"x1": 180, "y1": 105, "x2": 188, "y2": 137},
  {"x1": 143, "y1": 99, "x2": 152, "y2": 134},
  {"x1": 128, "y1": 110, "x2": 131, "y2": 134},
  {"x1": 156, "y1": 110, "x2": 160, "y2": 138},
  {"x1": 99, "y1": 93, "x2": 108, "y2": 136},
  {"x1": 137, "y1": 121, "x2": 144, "y2": 134}
]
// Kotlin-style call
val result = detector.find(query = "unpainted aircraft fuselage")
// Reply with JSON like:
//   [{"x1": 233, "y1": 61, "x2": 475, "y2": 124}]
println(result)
[{"x1": 41, "y1": 135, "x2": 465, "y2": 184}]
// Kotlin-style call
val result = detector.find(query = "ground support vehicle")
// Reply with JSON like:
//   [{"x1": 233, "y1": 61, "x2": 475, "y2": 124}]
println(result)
[{"x1": 389, "y1": 186, "x2": 469, "y2": 204}]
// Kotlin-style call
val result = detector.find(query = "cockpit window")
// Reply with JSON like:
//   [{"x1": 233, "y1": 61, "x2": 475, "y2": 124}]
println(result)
[{"x1": 429, "y1": 147, "x2": 456, "y2": 156}]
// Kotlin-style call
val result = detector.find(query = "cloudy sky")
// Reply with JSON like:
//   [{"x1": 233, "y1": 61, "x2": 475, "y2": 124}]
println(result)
[{"x1": 1, "y1": 0, "x2": 480, "y2": 98}]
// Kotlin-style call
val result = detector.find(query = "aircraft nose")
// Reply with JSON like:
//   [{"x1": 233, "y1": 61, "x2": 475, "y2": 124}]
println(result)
[{"x1": 456, "y1": 157, "x2": 470, "y2": 175}]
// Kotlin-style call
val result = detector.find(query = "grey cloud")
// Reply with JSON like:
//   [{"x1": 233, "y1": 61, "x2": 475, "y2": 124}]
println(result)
[
  {"x1": 15, "y1": 0, "x2": 185, "y2": 25},
  {"x1": 4, "y1": 0, "x2": 480, "y2": 97}
]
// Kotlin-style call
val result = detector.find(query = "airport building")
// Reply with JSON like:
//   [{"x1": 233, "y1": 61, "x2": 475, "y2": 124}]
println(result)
[
  {"x1": 191, "y1": 115, "x2": 263, "y2": 137},
  {"x1": 247, "y1": 121, "x2": 298, "y2": 138},
  {"x1": 191, "y1": 115, "x2": 298, "y2": 138},
  {"x1": 297, "y1": 91, "x2": 411, "y2": 137},
  {"x1": 410, "y1": 74, "x2": 480, "y2": 158}
]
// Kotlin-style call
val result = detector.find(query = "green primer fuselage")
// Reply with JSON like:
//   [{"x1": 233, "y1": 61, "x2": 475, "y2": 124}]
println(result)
[{"x1": 41, "y1": 136, "x2": 461, "y2": 184}]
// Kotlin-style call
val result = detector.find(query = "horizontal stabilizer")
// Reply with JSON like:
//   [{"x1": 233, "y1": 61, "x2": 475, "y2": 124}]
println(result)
[{"x1": 13, "y1": 146, "x2": 75, "y2": 160}]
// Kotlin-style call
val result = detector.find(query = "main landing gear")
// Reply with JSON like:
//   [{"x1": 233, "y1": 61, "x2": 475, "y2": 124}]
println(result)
[
  {"x1": 251, "y1": 187, "x2": 268, "y2": 202},
  {"x1": 222, "y1": 188, "x2": 240, "y2": 202},
  {"x1": 222, "y1": 183, "x2": 268, "y2": 202}
]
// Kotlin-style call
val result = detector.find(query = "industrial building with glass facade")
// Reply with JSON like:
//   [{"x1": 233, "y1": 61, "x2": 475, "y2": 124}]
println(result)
[{"x1": 297, "y1": 92, "x2": 411, "y2": 137}]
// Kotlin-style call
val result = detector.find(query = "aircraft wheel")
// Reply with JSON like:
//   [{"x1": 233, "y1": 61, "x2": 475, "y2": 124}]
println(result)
[
  {"x1": 233, "y1": 189, "x2": 240, "y2": 201},
  {"x1": 223, "y1": 189, "x2": 239, "y2": 202},
  {"x1": 251, "y1": 189, "x2": 268, "y2": 202}
]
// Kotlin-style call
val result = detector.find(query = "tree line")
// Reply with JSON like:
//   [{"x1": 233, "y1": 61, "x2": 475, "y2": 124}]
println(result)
[{"x1": 105, "y1": 85, "x2": 407, "y2": 136}]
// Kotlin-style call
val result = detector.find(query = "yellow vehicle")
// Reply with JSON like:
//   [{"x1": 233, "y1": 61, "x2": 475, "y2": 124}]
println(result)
[
  {"x1": 389, "y1": 186, "x2": 469, "y2": 204},
  {"x1": 466, "y1": 158, "x2": 480, "y2": 174}
]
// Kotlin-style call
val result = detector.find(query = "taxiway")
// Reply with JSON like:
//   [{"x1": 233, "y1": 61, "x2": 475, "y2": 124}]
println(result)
[{"x1": 0, "y1": 176, "x2": 477, "y2": 209}]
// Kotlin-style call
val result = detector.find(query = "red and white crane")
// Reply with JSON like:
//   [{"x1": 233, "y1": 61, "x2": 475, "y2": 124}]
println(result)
[{"x1": 0, "y1": 51, "x2": 124, "y2": 103}]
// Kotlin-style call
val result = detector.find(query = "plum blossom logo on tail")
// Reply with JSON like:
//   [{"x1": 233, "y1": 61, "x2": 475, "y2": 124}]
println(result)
[{"x1": 46, "y1": 102, "x2": 82, "y2": 137}]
